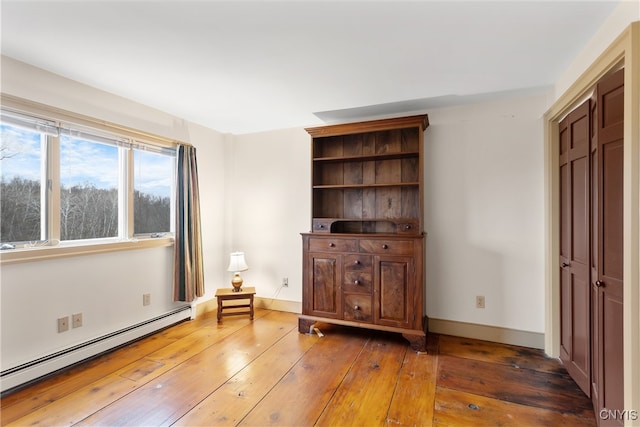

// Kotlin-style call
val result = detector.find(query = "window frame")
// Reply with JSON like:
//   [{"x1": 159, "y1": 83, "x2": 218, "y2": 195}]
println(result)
[{"x1": 0, "y1": 94, "x2": 179, "y2": 264}]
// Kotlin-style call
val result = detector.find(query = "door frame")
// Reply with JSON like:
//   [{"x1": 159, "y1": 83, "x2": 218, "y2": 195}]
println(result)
[{"x1": 543, "y1": 22, "x2": 639, "y2": 415}]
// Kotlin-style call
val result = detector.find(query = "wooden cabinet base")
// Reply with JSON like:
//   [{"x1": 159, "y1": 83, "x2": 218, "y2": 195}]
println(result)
[{"x1": 298, "y1": 315, "x2": 427, "y2": 353}]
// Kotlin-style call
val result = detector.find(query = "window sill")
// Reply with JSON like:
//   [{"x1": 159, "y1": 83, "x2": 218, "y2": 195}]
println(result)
[{"x1": 0, "y1": 237, "x2": 174, "y2": 265}]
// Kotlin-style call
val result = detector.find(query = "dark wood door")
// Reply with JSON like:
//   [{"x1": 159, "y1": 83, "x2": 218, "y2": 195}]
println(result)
[
  {"x1": 559, "y1": 99, "x2": 592, "y2": 396},
  {"x1": 305, "y1": 252, "x2": 342, "y2": 319},
  {"x1": 592, "y1": 68, "x2": 624, "y2": 426},
  {"x1": 374, "y1": 255, "x2": 414, "y2": 328}
]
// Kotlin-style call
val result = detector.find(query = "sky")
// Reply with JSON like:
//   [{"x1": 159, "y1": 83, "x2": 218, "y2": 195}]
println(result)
[{"x1": 0, "y1": 124, "x2": 173, "y2": 198}]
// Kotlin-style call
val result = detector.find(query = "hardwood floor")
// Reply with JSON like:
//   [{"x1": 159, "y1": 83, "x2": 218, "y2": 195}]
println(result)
[{"x1": 1, "y1": 309, "x2": 596, "y2": 426}]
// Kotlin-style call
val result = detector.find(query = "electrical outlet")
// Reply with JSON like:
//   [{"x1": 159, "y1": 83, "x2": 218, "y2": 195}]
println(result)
[
  {"x1": 282, "y1": 277, "x2": 288, "y2": 287},
  {"x1": 57, "y1": 316, "x2": 69, "y2": 333},
  {"x1": 72, "y1": 313, "x2": 83, "y2": 328},
  {"x1": 143, "y1": 293, "x2": 151, "y2": 306},
  {"x1": 476, "y1": 295, "x2": 486, "y2": 309}
]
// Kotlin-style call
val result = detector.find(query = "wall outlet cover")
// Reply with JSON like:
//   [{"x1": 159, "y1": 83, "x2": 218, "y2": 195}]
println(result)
[
  {"x1": 72, "y1": 313, "x2": 83, "y2": 328},
  {"x1": 57, "y1": 316, "x2": 69, "y2": 333}
]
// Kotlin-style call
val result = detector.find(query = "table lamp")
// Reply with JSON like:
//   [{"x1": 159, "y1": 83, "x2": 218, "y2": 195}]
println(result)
[{"x1": 227, "y1": 252, "x2": 248, "y2": 292}]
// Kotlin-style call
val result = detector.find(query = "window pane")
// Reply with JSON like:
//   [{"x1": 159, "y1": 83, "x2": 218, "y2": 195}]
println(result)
[
  {"x1": 134, "y1": 150, "x2": 173, "y2": 234},
  {"x1": 0, "y1": 124, "x2": 45, "y2": 243},
  {"x1": 60, "y1": 136, "x2": 119, "y2": 240}
]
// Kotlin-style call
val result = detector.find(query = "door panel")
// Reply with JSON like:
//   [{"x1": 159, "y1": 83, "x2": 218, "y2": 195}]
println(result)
[
  {"x1": 559, "y1": 118, "x2": 572, "y2": 361},
  {"x1": 571, "y1": 155, "x2": 589, "y2": 265},
  {"x1": 560, "y1": 267, "x2": 572, "y2": 360},
  {"x1": 601, "y1": 141, "x2": 623, "y2": 279},
  {"x1": 601, "y1": 291, "x2": 623, "y2": 414},
  {"x1": 570, "y1": 273, "x2": 591, "y2": 382},
  {"x1": 590, "y1": 92, "x2": 600, "y2": 403},
  {"x1": 559, "y1": 99, "x2": 591, "y2": 397},
  {"x1": 593, "y1": 68, "x2": 624, "y2": 425}
]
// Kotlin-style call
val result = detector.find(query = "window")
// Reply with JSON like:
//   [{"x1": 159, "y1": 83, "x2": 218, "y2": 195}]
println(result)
[
  {"x1": 0, "y1": 124, "x2": 46, "y2": 243},
  {"x1": 60, "y1": 135, "x2": 120, "y2": 240},
  {"x1": 134, "y1": 149, "x2": 174, "y2": 235},
  {"x1": 0, "y1": 107, "x2": 176, "y2": 249}
]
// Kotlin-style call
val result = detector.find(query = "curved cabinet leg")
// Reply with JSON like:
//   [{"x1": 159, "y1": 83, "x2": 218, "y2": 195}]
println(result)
[
  {"x1": 299, "y1": 317, "x2": 316, "y2": 334},
  {"x1": 403, "y1": 333, "x2": 427, "y2": 353}
]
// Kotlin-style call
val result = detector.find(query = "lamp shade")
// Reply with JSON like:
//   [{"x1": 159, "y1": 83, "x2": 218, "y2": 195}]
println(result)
[{"x1": 227, "y1": 252, "x2": 248, "y2": 272}]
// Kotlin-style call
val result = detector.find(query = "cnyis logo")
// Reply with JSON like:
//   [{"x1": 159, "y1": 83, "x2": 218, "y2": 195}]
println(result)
[{"x1": 599, "y1": 409, "x2": 639, "y2": 421}]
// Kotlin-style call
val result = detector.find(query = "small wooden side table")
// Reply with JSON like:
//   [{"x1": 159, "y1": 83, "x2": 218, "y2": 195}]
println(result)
[{"x1": 215, "y1": 287, "x2": 256, "y2": 322}]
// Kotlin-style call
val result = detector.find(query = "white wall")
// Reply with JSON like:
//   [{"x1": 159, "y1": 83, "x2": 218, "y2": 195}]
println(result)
[
  {"x1": 186, "y1": 122, "x2": 230, "y2": 306},
  {"x1": 424, "y1": 94, "x2": 548, "y2": 333},
  {"x1": 0, "y1": 248, "x2": 178, "y2": 368},
  {"x1": 0, "y1": 57, "x2": 227, "y2": 372},
  {"x1": 228, "y1": 127, "x2": 310, "y2": 307}
]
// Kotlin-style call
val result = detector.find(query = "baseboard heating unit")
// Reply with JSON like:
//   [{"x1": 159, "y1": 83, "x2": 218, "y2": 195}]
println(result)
[{"x1": 0, "y1": 305, "x2": 192, "y2": 394}]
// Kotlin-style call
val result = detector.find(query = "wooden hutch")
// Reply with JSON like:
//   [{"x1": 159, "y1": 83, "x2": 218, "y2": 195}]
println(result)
[{"x1": 299, "y1": 114, "x2": 429, "y2": 352}]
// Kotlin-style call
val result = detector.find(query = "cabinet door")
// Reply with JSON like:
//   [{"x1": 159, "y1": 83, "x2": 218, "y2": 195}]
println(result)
[
  {"x1": 374, "y1": 255, "x2": 414, "y2": 329},
  {"x1": 304, "y1": 252, "x2": 342, "y2": 319}
]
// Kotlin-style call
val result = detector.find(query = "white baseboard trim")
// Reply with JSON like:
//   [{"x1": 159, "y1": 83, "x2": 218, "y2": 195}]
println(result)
[
  {"x1": 428, "y1": 318, "x2": 544, "y2": 349},
  {"x1": 196, "y1": 300, "x2": 543, "y2": 349},
  {"x1": 254, "y1": 297, "x2": 301, "y2": 314},
  {"x1": 194, "y1": 297, "x2": 302, "y2": 318}
]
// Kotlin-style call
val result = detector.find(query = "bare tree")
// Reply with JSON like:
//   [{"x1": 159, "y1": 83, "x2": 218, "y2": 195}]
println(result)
[{"x1": 2, "y1": 178, "x2": 170, "y2": 243}]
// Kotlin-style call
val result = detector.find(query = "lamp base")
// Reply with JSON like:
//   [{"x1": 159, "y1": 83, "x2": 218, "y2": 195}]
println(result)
[{"x1": 231, "y1": 272, "x2": 243, "y2": 292}]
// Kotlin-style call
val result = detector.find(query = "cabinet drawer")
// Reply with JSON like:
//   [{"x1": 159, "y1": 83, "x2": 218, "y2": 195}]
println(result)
[
  {"x1": 343, "y1": 254, "x2": 373, "y2": 271},
  {"x1": 312, "y1": 219, "x2": 332, "y2": 233},
  {"x1": 396, "y1": 221, "x2": 419, "y2": 234},
  {"x1": 343, "y1": 272, "x2": 372, "y2": 293},
  {"x1": 359, "y1": 239, "x2": 414, "y2": 255},
  {"x1": 309, "y1": 238, "x2": 358, "y2": 252},
  {"x1": 343, "y1": 294, "x2": 372, "y2": 323}
]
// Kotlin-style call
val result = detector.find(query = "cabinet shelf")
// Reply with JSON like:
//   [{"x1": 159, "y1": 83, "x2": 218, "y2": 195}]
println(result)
[
  {"x1": 313, "y1": 151, "x2": 419, "y2": 163},
  {"x1": 313, "y1": 217, "x2": 417, "y2": 221},
  {"x1": 312, "y1": 217, "x2": 419, "y2": 235},
  {"x1": 312, "y1": 182, "x2": 419, "y2": 189}
]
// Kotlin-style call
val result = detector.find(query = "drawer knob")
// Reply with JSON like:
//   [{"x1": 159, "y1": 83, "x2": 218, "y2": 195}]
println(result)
[
  {"x1": 405, "y1": 224, "x2": 412, "y2": 230},
  {"x1": 354, "y1": 305, "x2": 360, "y2": 310},
  {"x1": 595, "y1": 280, "x2": 605, "y2": 287},
  {"x1": 319, "y1": 224, "x2": 325, "y2": 229},
  {"x1": 329, "y1": 242, "x2": 335, "y2": 247},
  {"x1": 354, "y1": 280, "x2": 360, "y2": 285},
  {"x1": 382, "y1": 244, "x2": 388, "y2": 249},
  {"x1": 354, "y1": 260, "x2": 360, "y2": 265}
]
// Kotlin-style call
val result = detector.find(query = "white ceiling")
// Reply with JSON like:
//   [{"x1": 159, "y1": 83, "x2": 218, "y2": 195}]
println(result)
[{"x1": 1, "y1": 1, "x2": 621, "y2": 134}]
